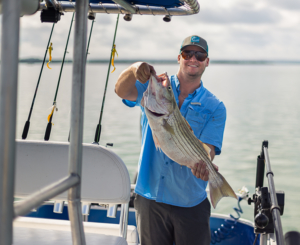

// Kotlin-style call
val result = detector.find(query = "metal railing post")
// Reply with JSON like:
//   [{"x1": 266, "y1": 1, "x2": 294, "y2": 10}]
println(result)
[
  {"x1": 67, "y1": 0, "x2": 89, "y2": 244},
  {"x1": 0, "y1": 0, "x2": 21, "y2": 243},
  {"x1": 263, "y1": 146, "x2": 284, "y2": 245}
]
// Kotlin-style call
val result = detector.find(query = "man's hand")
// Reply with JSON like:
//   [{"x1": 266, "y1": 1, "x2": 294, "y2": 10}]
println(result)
[
  {"x1": 191, "y1": 161, "x2": 219, "y2": 181},
  {"x1": 132, "y1": 62, "x2": 156, "y2": 84},
  {"x1": 115, "y1": 62, "x2": 156, "y2": 101}
]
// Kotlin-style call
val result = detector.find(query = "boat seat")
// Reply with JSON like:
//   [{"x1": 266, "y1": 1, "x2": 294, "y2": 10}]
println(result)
[{"x1": 14, "y1": 140, "x2": 136, "y2": 245}]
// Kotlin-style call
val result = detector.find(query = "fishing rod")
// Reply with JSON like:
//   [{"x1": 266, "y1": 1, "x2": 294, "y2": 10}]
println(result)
[
  {"x1": 21, "y1": 23, "x2": 55, "y2": 140},
  {"x1": 86, "y1": 16, "x2": 95, "y2": 60},
  {"x1": 68, "y1": 15, "x2": 96, "y2": 142},
  {"x1": 93, "y1": 14, "x2": 120, "y2": 145},
  {"x1": 44, "y1": 12, "x2": 75, "y2": 141}
]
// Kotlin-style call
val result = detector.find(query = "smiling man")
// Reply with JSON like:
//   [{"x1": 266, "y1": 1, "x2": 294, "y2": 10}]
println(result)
[{"x1": 115, "y1": 35, "x2": 227, "y2": 245}]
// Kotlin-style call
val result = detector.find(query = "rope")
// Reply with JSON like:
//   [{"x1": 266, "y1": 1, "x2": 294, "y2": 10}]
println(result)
[{"x1": 210, "y1": 187, "x2": 258, "y2": 244}]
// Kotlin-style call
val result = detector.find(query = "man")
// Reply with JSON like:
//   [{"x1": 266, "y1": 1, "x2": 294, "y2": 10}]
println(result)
[{"x1": 115, "y1": 35, "x2": 226, "y2": 245}]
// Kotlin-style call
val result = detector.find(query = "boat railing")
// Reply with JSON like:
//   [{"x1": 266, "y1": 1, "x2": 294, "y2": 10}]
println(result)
[{"x1": 0, "y1": 0, "x2": 89, "y2": 243}]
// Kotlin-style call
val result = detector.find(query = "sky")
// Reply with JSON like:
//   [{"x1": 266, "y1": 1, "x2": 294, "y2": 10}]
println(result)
[{"x1": 4, "y1": 0, "x2": 300, "y2": 61}]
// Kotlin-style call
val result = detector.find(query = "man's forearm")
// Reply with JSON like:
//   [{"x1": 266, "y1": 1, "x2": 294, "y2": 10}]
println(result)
[{"x1": 115, "y1": 65, "x2": 138, "y2": 101}]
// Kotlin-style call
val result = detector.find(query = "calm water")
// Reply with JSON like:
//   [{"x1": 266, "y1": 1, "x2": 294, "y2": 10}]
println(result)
[{"x1": 16, "y1": 63, "x2": 300, "y2": 234}]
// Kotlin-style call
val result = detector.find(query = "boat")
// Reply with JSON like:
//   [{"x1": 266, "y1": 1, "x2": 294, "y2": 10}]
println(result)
[{"x1": 0, "y1": 0, "x2": 298, "y2": 244}]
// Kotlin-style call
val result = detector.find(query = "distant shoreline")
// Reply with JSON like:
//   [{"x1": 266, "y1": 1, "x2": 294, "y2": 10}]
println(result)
[{"x1": 16, "y1": 58, "x2": 300, "y2": 65}]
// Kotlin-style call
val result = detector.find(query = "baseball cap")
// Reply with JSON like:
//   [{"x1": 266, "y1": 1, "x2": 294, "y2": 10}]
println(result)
[{"x1": 180, "y1": 35, "x2": 209, "y2": 54}]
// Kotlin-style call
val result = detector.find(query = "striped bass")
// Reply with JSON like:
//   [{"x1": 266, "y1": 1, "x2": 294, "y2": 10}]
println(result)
[{"x1": 141, "y1": 73, "x2": 237, "y2": 208}]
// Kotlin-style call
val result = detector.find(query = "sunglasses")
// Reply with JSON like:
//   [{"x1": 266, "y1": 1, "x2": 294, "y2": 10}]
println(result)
[{"x1": 181, "y1": 50, "x2": 208, "y2": 62}]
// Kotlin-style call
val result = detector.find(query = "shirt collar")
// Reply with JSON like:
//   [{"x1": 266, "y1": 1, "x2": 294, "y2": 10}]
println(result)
[{"x1": 174, "y1": 75, "x2": 203, "y2": 97}]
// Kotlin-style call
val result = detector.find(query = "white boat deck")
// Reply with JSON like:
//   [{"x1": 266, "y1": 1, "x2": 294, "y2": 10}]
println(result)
[{"x1": 14, "y1": 217, "x2": 138, "y2": 245}]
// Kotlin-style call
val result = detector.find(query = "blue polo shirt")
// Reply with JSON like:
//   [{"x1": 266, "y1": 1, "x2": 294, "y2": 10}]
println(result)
[{"x1": 123, "y1": 75, "x2": 226, "y2": 207}]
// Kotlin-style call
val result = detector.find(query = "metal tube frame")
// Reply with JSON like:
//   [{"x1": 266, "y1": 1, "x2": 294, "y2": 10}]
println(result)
[
  {"x1": 263, "y1": 146, "x2": 284, "y2": 245},
  {"x1": 14, "y1": 174, "x2": 79, "y2": 217},
  {"x1": 0, "y1": 0, "x2": 21, "y2": 243},
  {"x1": 112, "y1": 0, "x2": 136, "y2": 14},
  {"x1": 40, "y1": 0, "x2": 199, "y2": 16},
  {"x1": 119, "y1": 203, "x2": 129, "y2": 239},
  {"x1": 67, "y1": 0, "x2": 89, "y2": 244},
  {"x1": 119, "y1": 203, "x2": 125, "y2": 236},
  {"x1": 260, "y1": 233, "x2": 268, "y2": 245}
]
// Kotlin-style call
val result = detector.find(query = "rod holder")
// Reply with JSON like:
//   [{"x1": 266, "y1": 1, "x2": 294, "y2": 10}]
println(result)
[
  {"x1": 82, "y1": 203, "x2": 91, "y2": 216},
  {"x1": 107, "y1": 204, "x2": 117, "y2": 218},
  {"x1": 53, "y1": 200, "x2": 65, "y2": 213}
]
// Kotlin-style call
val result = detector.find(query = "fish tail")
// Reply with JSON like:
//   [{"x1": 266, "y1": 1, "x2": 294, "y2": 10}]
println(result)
[{"x1": 209, "y1": 172, "x2": 237, "y2": 209}]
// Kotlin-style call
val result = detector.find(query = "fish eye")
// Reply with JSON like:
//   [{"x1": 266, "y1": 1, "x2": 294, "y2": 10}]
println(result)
[{"x1": 168, "y1": 86, "x2": 172, "y2": 90}]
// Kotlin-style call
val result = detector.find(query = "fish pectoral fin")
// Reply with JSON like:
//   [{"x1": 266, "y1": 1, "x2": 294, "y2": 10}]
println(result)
[
  {"x1": 152, "y1": 132, "x2": 161, "y2": 150},
  {"x1": 162, "y1": 119, "x2": 175, "y2": 135},
  {"x1": 199, "y1": 141, "x2": 211, "y2": 161},
  {"x1": 209, "y1": 172, "x2": 237, "y2": 209}
]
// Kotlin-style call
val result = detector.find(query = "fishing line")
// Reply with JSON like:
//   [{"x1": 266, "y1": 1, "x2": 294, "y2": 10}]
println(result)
[
  {"x1": 44, "y1": 12, "x2": 75, "y2": 141},
  {"x1": 21, "y1": 23, "x2": 55, "y2": 140},
  {"x1": 93, "y1": 14, "x2": 120, "y2": 145}
]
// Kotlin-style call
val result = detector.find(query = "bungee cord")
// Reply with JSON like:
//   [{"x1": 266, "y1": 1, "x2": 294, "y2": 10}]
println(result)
[
  {"x1": 44, "y1": 12, "x2": 75, "y2": 141},
  {"x1": 22, "y1": 23, "x2": 55, "y2": 140},
  {"x1": 93, "y1": 14, "x2": 120, "y2": 145}
]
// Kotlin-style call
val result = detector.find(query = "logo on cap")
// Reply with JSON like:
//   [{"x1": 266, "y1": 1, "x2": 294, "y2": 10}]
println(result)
[{"x1": 191, "y1": 36, "x2": 200, "y2": 43}]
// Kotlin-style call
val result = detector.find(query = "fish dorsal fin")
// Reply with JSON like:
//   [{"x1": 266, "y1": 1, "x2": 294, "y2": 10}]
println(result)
[
  {"x1": 184, "y1": 118, "x2": 193, "y2": 132},
  {"x1": 200, "y1": 140, "x2": 211, "y2": 161},
  {"x1": 152, "y1": 132, "x2": 161, "y2": 150}
]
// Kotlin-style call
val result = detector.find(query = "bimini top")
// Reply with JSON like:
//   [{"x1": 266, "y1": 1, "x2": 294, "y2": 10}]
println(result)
[
  {"x1": 64, "y1": 0, "x2": 184, "y2": 8},
  {"x1": 40, "y1": 0, "x2": 200, "y2": 17}
]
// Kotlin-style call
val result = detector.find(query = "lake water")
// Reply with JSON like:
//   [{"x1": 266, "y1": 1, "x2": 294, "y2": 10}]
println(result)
[{"x1": 16, "y1": 63, "x2": 300, "y2": 234}]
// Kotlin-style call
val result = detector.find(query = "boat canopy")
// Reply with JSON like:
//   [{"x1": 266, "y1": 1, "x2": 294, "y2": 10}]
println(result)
[
  {"x1": 61, "y1": 0, "x2": 184, "y2": 8},
  {"x1": 39, "y1": 0, "x2": 200, "y2": 17}
]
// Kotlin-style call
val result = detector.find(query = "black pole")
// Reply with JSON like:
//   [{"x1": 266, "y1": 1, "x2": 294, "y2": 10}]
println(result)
[
  {"x1": 93, "y1": 14, "x2": 120, "y2": 144},
  {"x1": 44, "y1": 13, "x2": 75, "y2": 141},
  {"x1": 22, "y1": 23, "x2": 55, "y2": 140}
]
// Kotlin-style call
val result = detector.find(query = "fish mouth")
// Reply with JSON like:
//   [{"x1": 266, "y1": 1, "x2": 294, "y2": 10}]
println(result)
[{"x1": 145, "y1": 107, "x2": 165, "y2": 117}]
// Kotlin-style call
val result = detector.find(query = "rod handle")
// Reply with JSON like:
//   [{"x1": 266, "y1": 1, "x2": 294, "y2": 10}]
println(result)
[
  {"x1": 93, "y1": 124, "x2": 101, "y2": 144},
  {"x1": 22, "y1": 121, "x2": 30, "y2": 139},
  {"x1": 44, "y1": 122, "x2": 52, "y2": 141},
  {"x1": 255, "y1": 155, "x2": 265, "y2": 188}
]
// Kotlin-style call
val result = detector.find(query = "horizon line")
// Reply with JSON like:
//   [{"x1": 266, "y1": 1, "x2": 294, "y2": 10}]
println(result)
[{"x1": 15, "y1": 58, "x2": 300, "y2": 65}]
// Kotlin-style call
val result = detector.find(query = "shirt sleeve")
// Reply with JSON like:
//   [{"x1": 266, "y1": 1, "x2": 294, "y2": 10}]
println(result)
[
  {"x1": 122, "y1": 80, "x2": 149, "y2": 108},
  {"x1": 199, "y1": 102, "x2": 226, "y2": 155}
]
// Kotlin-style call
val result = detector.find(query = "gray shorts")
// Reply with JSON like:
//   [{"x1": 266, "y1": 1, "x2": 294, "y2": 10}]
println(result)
[{"x1": 134, "y1": 194, "x2": 211, "y2": 245}]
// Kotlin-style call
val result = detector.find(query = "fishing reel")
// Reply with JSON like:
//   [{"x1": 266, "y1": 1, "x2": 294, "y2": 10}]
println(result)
[
  {"x1": 248, "y1": 186, "x2": 285, "y2": 233},
  {"x1": 41, "y1": 7, "x2": 62, "y2": 23}
]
